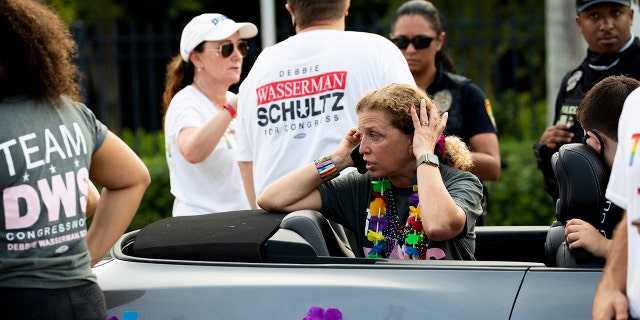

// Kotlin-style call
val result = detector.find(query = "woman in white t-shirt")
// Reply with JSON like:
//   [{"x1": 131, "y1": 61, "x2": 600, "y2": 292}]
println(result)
[{"x1": 162, "y1": 14, "x2": 257, "y2": 215}]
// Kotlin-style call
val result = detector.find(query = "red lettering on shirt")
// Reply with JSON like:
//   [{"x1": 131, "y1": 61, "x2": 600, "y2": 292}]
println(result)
[{"x1": 256, "y1": 72, "x2": 348, "y2": 105}]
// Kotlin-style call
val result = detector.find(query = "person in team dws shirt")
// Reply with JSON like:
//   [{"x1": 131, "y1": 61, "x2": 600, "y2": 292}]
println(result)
[
  {"x1": 0, "y1": 1, "x2": 150, "y2": 318},
  {"x1": 236, "y1": 0, "x2": 416, "y2": 204}
]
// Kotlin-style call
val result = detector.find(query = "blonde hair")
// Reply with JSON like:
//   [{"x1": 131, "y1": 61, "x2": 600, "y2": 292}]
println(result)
[{"x1": 356, "y1": 83, "x2": 473, "y2": 171}]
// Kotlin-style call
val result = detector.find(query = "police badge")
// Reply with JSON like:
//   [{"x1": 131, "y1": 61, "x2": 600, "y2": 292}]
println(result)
[
  {"x1": 433, "y1": 90, "x2": 452, "y2": 113},
  {"x1": 566, "y1": 70, "x2": 582, "y2": 92}
]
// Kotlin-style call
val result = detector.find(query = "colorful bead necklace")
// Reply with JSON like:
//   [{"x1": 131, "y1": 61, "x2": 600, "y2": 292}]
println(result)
[{"x1": 365, "y1": 178, "x2": 428, "y2": 259}]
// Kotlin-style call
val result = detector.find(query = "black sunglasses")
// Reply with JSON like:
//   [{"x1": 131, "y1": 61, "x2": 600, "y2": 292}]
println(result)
[
  {"x1": 389, "y1": 35, "x2": 435, "y2": 50},
  {"x1": 210, "y1": 40, "x2": 249, "y2": 58}
]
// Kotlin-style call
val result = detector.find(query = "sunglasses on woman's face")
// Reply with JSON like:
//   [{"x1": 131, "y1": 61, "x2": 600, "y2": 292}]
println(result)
[
  {"x1": 390, "y1": 35, "x2": 435, "y2": 50},
  {"x1": 207, "y1": 40, "x2": 249, "y2": 58}
]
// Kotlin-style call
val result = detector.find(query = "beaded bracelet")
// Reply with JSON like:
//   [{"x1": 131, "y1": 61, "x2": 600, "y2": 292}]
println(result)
[
  {"x1": 314, "y1": 155, "x2": 340, "y2": 182},
  {"x1": 222, "y1": 103, "x2": 237, "y2": 118}
]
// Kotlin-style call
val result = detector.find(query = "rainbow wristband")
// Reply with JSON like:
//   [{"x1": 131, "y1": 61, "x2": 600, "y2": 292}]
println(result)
[
  {"x1": 314, "y1": 155, "x2": 339, "y2": 182},
  {"x1": 222, "y1": 103, "x2": 236, "y2": 118}
]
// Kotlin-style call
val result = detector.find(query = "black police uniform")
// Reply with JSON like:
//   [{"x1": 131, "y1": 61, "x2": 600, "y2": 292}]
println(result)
[
  {"x1": 427, "y1": 59, "x2": 497, "y2": 225},
  {"x1": 427, "y1": 61, "x2": 496, "y2": 143},
  {"x1": 533, "y1": 36, "x2": 640, "y2": 200}
]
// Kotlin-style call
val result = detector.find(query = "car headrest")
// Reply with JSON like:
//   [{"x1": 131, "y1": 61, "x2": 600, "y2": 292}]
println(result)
[
  {"x1": 280, "y1": 210, "x2": 355, "y2": 258},
  {"x1": 551, "y1": 143, "x2": 610, "y2": 224}
]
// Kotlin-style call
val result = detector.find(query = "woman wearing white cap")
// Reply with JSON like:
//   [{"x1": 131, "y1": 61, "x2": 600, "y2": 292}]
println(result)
[{"x1": 162, "y1": 13, "x2": 258, "y2": 216}]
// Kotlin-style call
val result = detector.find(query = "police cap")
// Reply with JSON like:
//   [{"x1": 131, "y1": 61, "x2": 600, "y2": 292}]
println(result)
[{"x1": 576, "y1": 0, "x2": 631, "y2": 13}]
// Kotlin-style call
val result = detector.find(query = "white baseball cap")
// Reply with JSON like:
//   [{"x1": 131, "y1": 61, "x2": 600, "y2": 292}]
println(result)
[{"x1": 180, "y1": 13, "x2": 258, "y2": 62}]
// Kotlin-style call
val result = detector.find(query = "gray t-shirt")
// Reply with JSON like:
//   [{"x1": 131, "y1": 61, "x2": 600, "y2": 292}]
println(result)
[
  {"x1": 319, "y1": 165, "x2": 483, "y2": 260},
  {"x1": 0, "y1": 96, "x2": 107, "y2": 288}
]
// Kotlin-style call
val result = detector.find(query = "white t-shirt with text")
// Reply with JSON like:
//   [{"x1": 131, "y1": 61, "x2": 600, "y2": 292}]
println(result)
[
  {"x1": 237, "y1": 30, "x2": 415, "y2": 196},
  {"x1": 606, "y1": 88, "x2": 640, "y2": 317}
]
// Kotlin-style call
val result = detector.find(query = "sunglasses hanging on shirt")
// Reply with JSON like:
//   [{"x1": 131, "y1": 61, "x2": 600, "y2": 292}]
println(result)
[{"x1": 390, "y1": 35, "x2": 436, "y2": 50}]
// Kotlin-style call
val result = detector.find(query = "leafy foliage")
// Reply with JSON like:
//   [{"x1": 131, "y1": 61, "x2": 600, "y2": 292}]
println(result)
[
  {"x1": 47, "y1": 0, "x2": 125, "y2": 24},
  {"x1": 485, "y1": 90, "x2": 556, "y2": 226},
  {"x1": 493, "y1": 89, "x2": 547, "y2": 141},
  {"x1": 484, "y1": 138, "x2": 555, "y2": 226},
  {"x1": 121, "y1": 128, "x2": 165, "y2": 157},
  {"x1": 120, "y1": 129, "x2": 172, "y2": 231},
  {"x1": 129, "y1": 154, "x2": 173, "y2": 231}
]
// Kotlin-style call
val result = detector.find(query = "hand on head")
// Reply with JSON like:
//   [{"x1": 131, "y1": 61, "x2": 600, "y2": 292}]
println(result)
[
  {"x1": 334, "y1": 128, "x2": 361, "y2": 168},
  {"x1": 411, "y1": 98, "x2": 447, "y2": 158},
  {"x1": 344, "y1": 127, "x2": 362, "y2": 147}
]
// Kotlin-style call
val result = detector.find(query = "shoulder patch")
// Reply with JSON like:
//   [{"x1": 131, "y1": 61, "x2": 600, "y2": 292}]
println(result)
[
  {"x1": 433, "y1": 90, "x2": 452, "y2": 113},
  {"x1": 566, "y1": 70, "x2": 582, "y2": 92},
  {"x1": 485, "y1": 99, "x2": 497, "y2": 131}
]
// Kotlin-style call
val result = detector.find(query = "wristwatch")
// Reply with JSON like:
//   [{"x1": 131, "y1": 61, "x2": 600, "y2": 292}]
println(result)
[{"x1": 416, "y1": 153, "x2": 439, "y2": 168}]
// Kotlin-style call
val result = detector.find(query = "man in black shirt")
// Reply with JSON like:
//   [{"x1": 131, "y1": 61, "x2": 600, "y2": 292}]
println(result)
[{"x1": 534, "y1": 0, "x2": 640, "y2": 200}]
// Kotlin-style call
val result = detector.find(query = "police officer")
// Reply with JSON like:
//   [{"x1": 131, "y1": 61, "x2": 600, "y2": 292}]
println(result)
[
  {"x1": 390, "y1": 0, "x2": 501, "y2": 225},
  {"x1": 534, "y1": 0, "x2": 640, "y2": 200}
]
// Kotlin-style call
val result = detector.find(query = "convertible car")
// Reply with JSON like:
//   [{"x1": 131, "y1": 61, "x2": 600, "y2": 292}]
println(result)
[{"x1": 94, "y1": 144, "x2": 609, "y2": 320}]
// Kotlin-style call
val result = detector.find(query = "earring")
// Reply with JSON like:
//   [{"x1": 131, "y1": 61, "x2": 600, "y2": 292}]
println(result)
[{"x1": 197, "y1": 66, "x2": 202, "y2": 72}]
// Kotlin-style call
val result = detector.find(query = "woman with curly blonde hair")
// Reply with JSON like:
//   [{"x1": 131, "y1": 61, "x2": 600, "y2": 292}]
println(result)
[{"x1": 259, "y1": 83, "x2": 483, "y2": 260}]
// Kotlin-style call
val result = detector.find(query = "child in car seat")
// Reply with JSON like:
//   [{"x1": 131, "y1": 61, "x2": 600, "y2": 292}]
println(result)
[{"x1": 565, "y1": 75, "x2": 640, "y2": 258}]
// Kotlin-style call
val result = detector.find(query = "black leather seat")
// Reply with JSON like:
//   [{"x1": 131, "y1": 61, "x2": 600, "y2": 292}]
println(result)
[
  {"x1": 545, "y1": 143, "x2": 608, "y2": 268},
  {"x1": 277, "y1": 210, "x2": 355, "y2": 258}
]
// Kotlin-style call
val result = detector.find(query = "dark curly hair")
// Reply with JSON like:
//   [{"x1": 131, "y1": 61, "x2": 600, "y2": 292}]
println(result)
[{"x1": 0, "y1": 0, "x2": 82, "y2": 103}]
